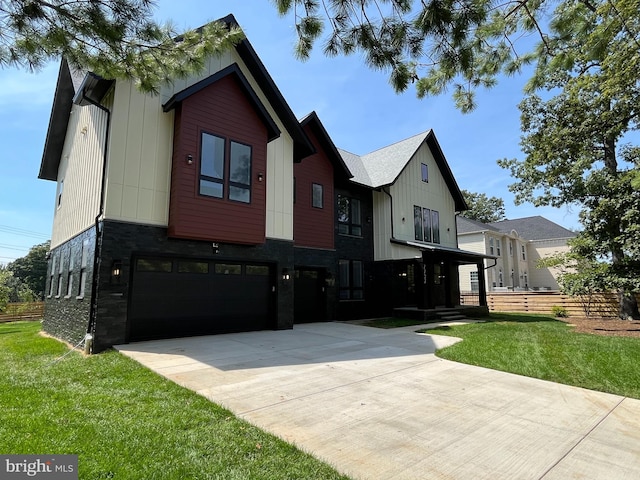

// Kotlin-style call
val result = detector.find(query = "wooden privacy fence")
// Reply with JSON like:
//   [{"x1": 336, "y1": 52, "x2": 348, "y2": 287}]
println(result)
[
  {"x1": 461, "y1": 291, "x2": 640, "y2": 317},
  {"x1": 0, "y1": 302, "x2": 44, "y2": 322}
]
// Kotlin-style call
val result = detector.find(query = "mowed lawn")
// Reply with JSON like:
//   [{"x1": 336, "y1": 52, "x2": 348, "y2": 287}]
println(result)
[
  {"x1": 421, "y1": 313, "x2": 640, "y2": 399},
  {"x1": 0, "y1": 321, "x2": 349, "y2": 480}
]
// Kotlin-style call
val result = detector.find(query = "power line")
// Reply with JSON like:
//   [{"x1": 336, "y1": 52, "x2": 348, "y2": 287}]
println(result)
[
  {"x1": 0, "y1": 243, "x2": 31, "y2": 252},
  {"x1": 0, "y1": 224, "x2": 50, "y2": 240}
]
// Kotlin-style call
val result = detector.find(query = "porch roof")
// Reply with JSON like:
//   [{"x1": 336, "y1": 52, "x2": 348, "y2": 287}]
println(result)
[{"x1": 390, "y1": 238, "x2": 497, "y2": 264}]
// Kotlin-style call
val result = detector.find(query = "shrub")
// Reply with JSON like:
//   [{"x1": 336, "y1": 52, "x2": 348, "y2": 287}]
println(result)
[{"x1": 551, "y1": 305, "x2": 569, "y2": 318}]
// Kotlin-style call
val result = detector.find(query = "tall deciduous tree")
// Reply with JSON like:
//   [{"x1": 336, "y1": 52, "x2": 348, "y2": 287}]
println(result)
[
  {"x1": 0, "y1": 1, "x2": 243, "y2": 92},
  {"x1": 7, "y1": 241, "x2": 50, "y2": 300},
  {"x1": 459, "y1": 189, "x2": 505, "y2": 223},
  {"x1": 498, "y1": 0, "x2": 640, "y2": 319}
]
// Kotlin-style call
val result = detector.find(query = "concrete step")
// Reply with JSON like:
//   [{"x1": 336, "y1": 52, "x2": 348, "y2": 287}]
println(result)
[{"x1": 438, "y1": 314, "x2": 468, "y2": 322}]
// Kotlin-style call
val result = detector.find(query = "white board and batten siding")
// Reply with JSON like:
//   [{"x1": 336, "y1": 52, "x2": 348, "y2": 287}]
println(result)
[
  {"x1": 50, "y1": 96, "x2": 112, "y2": 249},
  {"x1": 373, "y1": 143, "x2": 458, "y2": 261}
]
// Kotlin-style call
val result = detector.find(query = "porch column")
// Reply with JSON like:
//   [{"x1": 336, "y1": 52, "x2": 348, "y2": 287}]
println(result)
[{"x1": 477, "y1": 261, "x2": 488, "y2": 307}]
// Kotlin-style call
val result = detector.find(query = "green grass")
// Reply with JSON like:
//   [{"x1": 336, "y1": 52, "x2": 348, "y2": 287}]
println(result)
[
  {"x1": 421, "y1": 313, "x2": 640, "y2": 399},
  {"x1": 0, "y1": 322, "x2": 349, "y2": 480}
]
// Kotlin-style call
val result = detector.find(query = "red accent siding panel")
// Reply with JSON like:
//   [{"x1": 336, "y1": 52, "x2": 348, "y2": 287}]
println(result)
[
  {"x1": 293, "y1": 125, "x2": 334, "y2": 249},
  {"x1": 169, "y1": 74, "x2": 267, "y2": 244}
]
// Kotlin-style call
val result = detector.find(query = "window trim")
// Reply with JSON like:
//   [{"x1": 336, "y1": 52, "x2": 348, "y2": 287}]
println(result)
[
  {"x1": 312, "y1": 183, "x2": 324, "y2": 209},
  {"x1": 199, "y1": 131, "x2": 226, "y2": 199},
  {"x1": 421, "y1": 163, "x2": 429, "y2": 183},
  {"x1": 337, "y1": 195, "x2": 362, "y2": 236},
  {"x1": 339, "y1": 259, "x2": 364, "y2": 301},
  {"x1": 228, "y1": 140, "x2": 252, "y2": 204}
]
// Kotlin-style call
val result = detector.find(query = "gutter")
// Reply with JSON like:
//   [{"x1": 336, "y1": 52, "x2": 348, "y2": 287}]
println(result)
[
  {"x1": 381, "y1": 186, "x2": 394, "y2": 238},
  {"x1": 79, "y1": 94, "x2": 112, "y2": 354}
]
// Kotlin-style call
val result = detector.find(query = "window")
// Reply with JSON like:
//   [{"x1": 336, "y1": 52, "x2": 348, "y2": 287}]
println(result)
[
  {"x1": 509, "y1": 241, "x2": 513, "y2": 256},
  {"x1": 339, "y1": 260, "x2": 364, "y2": 300},
  {"x1": 178, "y1": 261, "x2": 209, "y2": 274},
  {"x1": 78, "y1": 240, "x2": 89, "y2": 298},
  {"x1": 470, "y1": 271, "x2": 479, "y2": 292},
  {"x1": 246, "y1": 265, "x2": 270, "y2": 276},
  {"x1": 422, "y1": 208, "x2": 432, "y2": 243},
  {"x1": 215, "y1": 263, "x2": 241, "y2": 275},
  {"x1": 49, "y1": 255, "x2": 56, "y2": 297},
  {"x1": 521, "y1": 245, "x2": 527, "y2": 261},
  {"x1": 229, "y1": 142, "x2": 251, "y2": 203},
  {"x1": 312, "y1": 183, "x2": 323, "y2": 208},
  {"x1": 200, "y1": 133, "x2": 225, "y2": 198},
  {"x1": 337, "y1": 195, "x2": 362, "y2": 236},
  {"x1": 415, "y1": 206, "x2": 439, "y2": 243},
  {"x1": 137, "y1": 258, "x2": 172, "y2": 273},
  {"x1": 496, "y1": 239, "x2": 501, "y2": 256},
  {"x1": 489, "y1": 238, "x2": 494, "y2": 255},
  {"x1": 414, "y1": 205, "x2": 423, "y2": 241},
  {"x1": 421, "y1": 163, "x2": 428, "y2": 182},
  {"x1": 431, "y1": 210, "x2": 440, "y2": 244},
  {"x1": 199, "y1": 133, "x2": 252, "y2": 203},
  {"x1": 65, "y1": 247, "x2": 74, "y2": 297},
  {"x1": 499, "y1": 268, "x2": 504, "y2": 287},
  {"x1": 56, "y1": 251, "x2": 64, "y2": 297},
  {"x1": 57, "y1": 179, "x2": 64, "y2": 208}
]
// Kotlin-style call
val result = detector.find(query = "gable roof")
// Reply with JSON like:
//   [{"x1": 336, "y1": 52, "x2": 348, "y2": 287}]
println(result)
[
  {"x1": 39, "y1": 14, "x2": 316, "y2": 182},
  {"x1": 163, "y1": 63, "x2": 281, "y2": 142},
  {"x1": 456, "y1": 216, "x2": 499, "y2": 234},
  {"x1": 299, "y1": 112, "x2": 353, "y2": 180},
  {"x1": 488, "y1": 216, "x2": 577, "y2": 241},
  {"x1": 338, "y1": 130, "x2": 467, "y2": 211}
]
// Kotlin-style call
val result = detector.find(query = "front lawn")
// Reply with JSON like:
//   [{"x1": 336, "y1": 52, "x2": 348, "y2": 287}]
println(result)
[
  {"x1": 421, "y1": 313, "x2": 640, "y2": 399},
  {"x1": 0, "y1": 322, "x2": 349, "y2": 479}
]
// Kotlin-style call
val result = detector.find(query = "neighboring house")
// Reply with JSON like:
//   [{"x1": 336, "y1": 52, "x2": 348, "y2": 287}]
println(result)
[
  {"x1": 39, "y1": 15, "x2": 488, "y2": 353},
  {"x1": 457, "y1": 216, "x2": 577, "y2": 292}
]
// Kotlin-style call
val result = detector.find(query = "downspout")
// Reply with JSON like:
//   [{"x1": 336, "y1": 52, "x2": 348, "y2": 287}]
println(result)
[
  {"x1": 381, "y1": 186, "x2": 394, "y2": 239},
  {"x1": 82, "y1": 94, "x2": 111, "y2": 354}
]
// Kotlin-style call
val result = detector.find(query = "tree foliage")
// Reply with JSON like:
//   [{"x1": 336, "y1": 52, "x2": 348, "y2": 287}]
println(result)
[
  {"x1": 459, "y1": 189, "x2": 505, "y2": 223},
  {"x1": 7, "y1": 241, "x2": 50, "y2": 300},
  {"x1": 498, "y1": 0, "x2": 640, "y2": 318},
  {"x1": 0, "y1": 1, "x2": 244, "y2": 92}
]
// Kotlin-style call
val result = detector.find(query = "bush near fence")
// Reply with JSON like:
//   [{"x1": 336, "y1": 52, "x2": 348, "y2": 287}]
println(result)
[
  {"x1": 0, "y1": 302, "x2": 44, "y2": 322},
  {"x1": 460, "y1": 291, "x2": 640, "y2": 317}
]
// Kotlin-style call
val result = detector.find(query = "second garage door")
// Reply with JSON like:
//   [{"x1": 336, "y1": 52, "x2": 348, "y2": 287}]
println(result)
[{"x1": 128, "y1": 256, "x2": 275, "y2": 342}]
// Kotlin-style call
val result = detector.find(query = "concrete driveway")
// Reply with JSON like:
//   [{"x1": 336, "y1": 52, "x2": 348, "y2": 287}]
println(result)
[{"x1": 116, "y1": 322, "x2": 640, "y2": 480}]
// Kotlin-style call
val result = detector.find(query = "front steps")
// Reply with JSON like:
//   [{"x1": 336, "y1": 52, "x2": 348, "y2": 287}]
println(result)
[{"x1": 392, "y1": 305, "x2": 489, "y2": 322}]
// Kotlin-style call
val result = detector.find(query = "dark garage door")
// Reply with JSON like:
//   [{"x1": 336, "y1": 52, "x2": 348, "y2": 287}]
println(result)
[{"x1": 129, "y1": 257, "x2": 275, "y2": 341}]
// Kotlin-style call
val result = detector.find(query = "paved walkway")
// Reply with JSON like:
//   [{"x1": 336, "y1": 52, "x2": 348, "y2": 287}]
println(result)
[{"x1": 116, "y1": 322, "x2": 640, "y2": 480}]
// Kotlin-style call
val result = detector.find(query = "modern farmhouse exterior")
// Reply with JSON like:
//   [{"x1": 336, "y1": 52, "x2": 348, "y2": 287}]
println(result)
[{"x1": 39, "y1": 15, "x2": 488, "y2": 352}]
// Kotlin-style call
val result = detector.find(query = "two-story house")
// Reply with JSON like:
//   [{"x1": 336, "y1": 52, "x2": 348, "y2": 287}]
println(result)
[
  {"x1": 457, "y1": 216, "x2": 576, "y2": 292},
  {"x1": 39, "y1": 15, "x2": 488, "y2": 353}
]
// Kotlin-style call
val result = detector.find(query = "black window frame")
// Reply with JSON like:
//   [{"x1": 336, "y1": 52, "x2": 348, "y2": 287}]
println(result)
[
  {"x1": 338, "y1": 259, "x2": 364, "y2": 301},
  {"x1": 199, "y1": 132, "x2": 253, "y2": 204},
  {"x1": 337, "y1": 195, "x2": 362, "y2": 236}
]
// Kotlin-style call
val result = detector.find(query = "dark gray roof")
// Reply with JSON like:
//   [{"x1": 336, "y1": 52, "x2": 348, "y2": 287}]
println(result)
[
  {"x1": 456, "y1": 216, "x2": 499, "y2": 234},
  {"x1": 488, "y1": 216, "x2": 577, "y2": 241},
  {"x1": 339, "y1": 130, "x2": 467, "y2": 211}
]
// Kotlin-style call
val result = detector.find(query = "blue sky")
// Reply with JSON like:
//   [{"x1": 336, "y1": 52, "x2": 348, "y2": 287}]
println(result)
[{"x1": 0, "y1": 0, "x2": 582, "y2": 265}]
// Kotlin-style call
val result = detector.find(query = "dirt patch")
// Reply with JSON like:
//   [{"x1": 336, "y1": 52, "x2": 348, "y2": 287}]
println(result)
[{"x1": 562, "y1": 317, "x2": 640, "y2": 338}]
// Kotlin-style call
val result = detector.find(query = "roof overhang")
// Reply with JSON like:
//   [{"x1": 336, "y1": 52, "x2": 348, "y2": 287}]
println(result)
[
  {"x1": 390, "y1": 238, "x2": 497, "y2": 264},
  {"x1": 162, "y1": 63, "x2": 281, "y2": 142},
  {"x1": 73, "y1": 73, "x2": 114, "y2": 107},
  {"x1": 300, "y1": 111, "x2": 353, "y2": 180}
]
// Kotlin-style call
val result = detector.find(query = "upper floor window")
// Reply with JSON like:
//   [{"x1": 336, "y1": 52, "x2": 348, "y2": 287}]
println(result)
[
  {"x1": 521, "y1": 245, "x2": 527, "y2": 261},
  {"x1": 312, "y1": 183, "x2": 323, "y2": 208},
  {"x1": 496, "y1": 239, "x2": 501, "y2": 256},
  {"x1": 199, "y1": 133, "x2": 252, "y2": 204},
  {"x1": 337, "y1": 195, "x2": 362, "y2": 236},
  {"x1": 421, "y1": 163, "x2": 428, "y2": 182},
  {"x1": 414, "y1": 206, "x2": 440, "y2": 244},
  {"x1": 489, "y1": 237, "x2": 494, "y2": 255},
  {"x1": 57, "y1": 179, "x2": 64, "y2": 208}
]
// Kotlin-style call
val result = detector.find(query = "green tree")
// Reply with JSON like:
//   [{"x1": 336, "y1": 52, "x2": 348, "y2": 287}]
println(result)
[
  {"x1": 0, "y1": 268, "x2": 11, "y2": 312},
  {"x1": 459, "y1": 189, "x2": 505, "y2": 223},
  {"x1": 7, "y1": 241, "x2": 50, "y2": 300},
  {"x1": 498, "y1": 0, "x2": 640, "y2": 319},
  {"x1": 1, "y1": 1, "x2": 243, "y2": 92}
]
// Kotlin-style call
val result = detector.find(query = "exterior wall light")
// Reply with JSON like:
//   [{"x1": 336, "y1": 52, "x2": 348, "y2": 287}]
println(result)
[
  {"x1": 282, "y1": 268, "x2": 290, "y2": 281},
  {"x1": 111, "y1": 260, "x2": 122, "y2": 283},
  {"x1": 186, "y1": 154, "x2": 193, "y2": 165},
  {"x1": 258, "y1": 172, "x2": 264, "y2": 182}
]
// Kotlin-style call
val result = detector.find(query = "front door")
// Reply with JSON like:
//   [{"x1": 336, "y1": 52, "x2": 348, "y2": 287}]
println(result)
[
  {"x1": 294, "y1": 268, "x2": 326, "y2": 323},
  {"x1": 432, "y1": 262, "x2": 447, "y2": 307}
]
